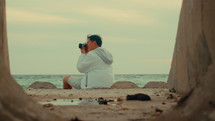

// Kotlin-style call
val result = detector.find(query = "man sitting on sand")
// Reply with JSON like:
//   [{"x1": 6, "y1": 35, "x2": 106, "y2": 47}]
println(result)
[{"x1": 63, "y1": 34, "x2": 115, "y2": 89}]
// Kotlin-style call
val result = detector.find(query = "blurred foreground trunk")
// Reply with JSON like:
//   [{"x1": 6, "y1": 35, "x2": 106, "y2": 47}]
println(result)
[
  {"x1": 154, "y1": 0, "x2": 215, "y2": 120},
  {"x1": 0, "y1": 1, "x2": 65, "y2": 121}
]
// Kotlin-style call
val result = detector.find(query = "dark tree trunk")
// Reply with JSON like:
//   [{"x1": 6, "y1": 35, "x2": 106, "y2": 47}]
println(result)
[
  {"x1": 154, "y1": 0, "x2": 215, "y2": 120},
  {"x1": 0, "y1": 1, "x2": 65, "y2": 121}
]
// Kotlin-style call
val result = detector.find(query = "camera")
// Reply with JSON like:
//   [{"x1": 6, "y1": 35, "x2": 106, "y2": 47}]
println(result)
[{"x1": 79, "y1": 43, "x2": 87, "y2": 49}]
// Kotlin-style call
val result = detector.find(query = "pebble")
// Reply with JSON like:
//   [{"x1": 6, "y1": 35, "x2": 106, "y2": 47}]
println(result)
[
  {"x1": 169, "y1": 88, "x2": 176, "y2": 93},
  {"x1": 70, "y1": 117, "x2": 82, "y2": 121},
  {"x1": 155, "y1": 108, "x2": 163, "y2": 113},
  {"x1": 43, "y1": 103, "x2": 54, "y2": 108},
  {"x1": 167, "y1": 94, "x2": 174, "y2": 100},
  {"x1": 117, "y1": 98, "x2": 123, "y2": 102}
]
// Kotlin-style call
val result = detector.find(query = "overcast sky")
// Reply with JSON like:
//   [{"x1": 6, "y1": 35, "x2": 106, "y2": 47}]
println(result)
[{"x1": 6, "y1": 0, "x2": 182, "y2": 75}]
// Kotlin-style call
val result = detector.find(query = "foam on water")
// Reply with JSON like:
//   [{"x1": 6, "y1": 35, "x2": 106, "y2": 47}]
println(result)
[{"x1": 13, "y1": 74, "x2": 168, "y2": 88}]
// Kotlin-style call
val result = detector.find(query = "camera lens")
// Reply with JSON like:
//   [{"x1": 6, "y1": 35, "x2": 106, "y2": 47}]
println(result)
[
  {"x1": 79, "y1": 43, "x2": 87, "y2": 49},
  {"x1": 79, "y1": 43, "x2": 82, "y2": 49}
]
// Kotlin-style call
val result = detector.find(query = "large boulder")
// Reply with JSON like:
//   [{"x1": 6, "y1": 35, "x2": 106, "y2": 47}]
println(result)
[
  {"x1": 28, "y1": 81, "x2": 57, "y2": 89},
  {"x1": 111, "y1": 81, "x2": 140, "y2": 89},
  {"x1": 144, "y1": 81, "x2": 167, "y2": 88}
]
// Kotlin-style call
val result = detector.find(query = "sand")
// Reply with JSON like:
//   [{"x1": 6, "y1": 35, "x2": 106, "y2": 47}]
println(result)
[{"x1": 24, "y1": 88, "x2": 180, "y2": 121}]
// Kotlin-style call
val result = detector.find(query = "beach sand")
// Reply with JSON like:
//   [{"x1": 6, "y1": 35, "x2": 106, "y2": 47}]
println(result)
[{"x1": 24, "y1": 88, "x2": 180, "y2": 121}]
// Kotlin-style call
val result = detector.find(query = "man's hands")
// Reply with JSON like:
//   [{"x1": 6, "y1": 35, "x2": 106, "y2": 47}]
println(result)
[{"x1": 80, "y1": 47, "x2": 88, "y2": 54}]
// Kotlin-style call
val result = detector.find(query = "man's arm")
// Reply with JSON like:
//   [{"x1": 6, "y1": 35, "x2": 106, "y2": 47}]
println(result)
[{"x1": 76, "y1": 51, "x2": 98, "y2": 73}]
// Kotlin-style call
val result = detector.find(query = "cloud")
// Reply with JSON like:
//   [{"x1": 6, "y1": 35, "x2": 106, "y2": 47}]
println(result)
[
  {"x1": 80, "y1": 7, "x2": 157, "y2": 25},
  {"x1": 31, "y1": 0, "x2": 182, "y2": 12},
  {"x1": 104, "y1": 36, "x2": 163, "y2": 44},
  {"x1": 105, "y1": 36, "x2": 142, "y2": 43},
  {"x1": 123, "y1": 0, "x2": 182, "y2": 9},
  {"x1": 6, "y1": 8, "x2": 82, "y2": 24},
  {"x1": 8, "y1": 33, "x2": 51, "y2": 47},
  {"x1": 8, "y1": 33, "x2": 81, "y2": 47},
  {"x1": 6, "y1": 0, "x2": 181, "y2": 25}
]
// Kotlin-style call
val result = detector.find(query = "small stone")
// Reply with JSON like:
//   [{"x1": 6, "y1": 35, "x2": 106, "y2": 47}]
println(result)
[
  {"x1": 167, "y1": 94, "x2": 174, "y2": 99},
  {"x1": 70, "y1": 117, "x2": 82, "y2": 121},
  {"x1": 98, "y1": 97, "x2": 104, "y2": 100},
  {"x1": 97, "y1": 97, "x2": 108, "y2": 105},
  {"x1": 155, "y1": 108, "x2": 163, "y2": 113},
  {"x1": 28, "y1": 81, "x2": 57, "y2": 89},
  {"x1": 108, "y1": 99, "x2": 114, "y2": 102},
  {"x1": 99, "y1": 100, "x2": 108, "y2": 105},
  {"x1": 169, "y1": 88, "x2": 176, "y2": 93},
  {"x1": 117, "y1": 98, "x2": 123, "y2": 102},
  {"x1": 43, "y1": 103, "x2": 54, "y2": 108},
  {"x1": 162, "y1": 102, "x2": 166, "y2": 105},
  {"x1": 122, "y1": 108, "x2": 129, "y2": 110},
  {"x1": 68, "y1": 94, "x2": 73, "y2": 97}
]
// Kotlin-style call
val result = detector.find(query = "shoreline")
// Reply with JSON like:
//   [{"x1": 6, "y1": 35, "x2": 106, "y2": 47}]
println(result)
[{"x1": 25, "y1": 88, "x2": 179, "y2": 121}]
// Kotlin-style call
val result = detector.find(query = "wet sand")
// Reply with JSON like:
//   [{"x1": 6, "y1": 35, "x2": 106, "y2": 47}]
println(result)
[{"x1": 24, "y1": 88, "x2": 180, "y2": 121}]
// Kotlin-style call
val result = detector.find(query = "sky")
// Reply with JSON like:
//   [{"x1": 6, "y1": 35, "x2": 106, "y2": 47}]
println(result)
[{"x1": 6, "y1": 0, "x2": 182, "y2": 75}]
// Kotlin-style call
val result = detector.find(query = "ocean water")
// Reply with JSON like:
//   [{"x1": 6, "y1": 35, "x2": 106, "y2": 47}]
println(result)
[{"x1": 12, "y1": 74, "x2": 168, "y2": 88}]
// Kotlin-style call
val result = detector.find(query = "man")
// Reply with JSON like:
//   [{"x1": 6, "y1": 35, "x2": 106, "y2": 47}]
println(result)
[{"x1": 63, "y1": 34, "x2": 115, "y2": 89}]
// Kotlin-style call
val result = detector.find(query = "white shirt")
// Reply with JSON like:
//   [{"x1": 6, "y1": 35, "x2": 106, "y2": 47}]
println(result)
[{"x1": 77, "y1": 47, "x2": 115, "y2": 89}]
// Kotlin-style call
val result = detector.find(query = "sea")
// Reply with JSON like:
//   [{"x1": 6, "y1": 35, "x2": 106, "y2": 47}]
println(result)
[{"x1": 12, "y1": 74, "x2": 168, "y2": 88}]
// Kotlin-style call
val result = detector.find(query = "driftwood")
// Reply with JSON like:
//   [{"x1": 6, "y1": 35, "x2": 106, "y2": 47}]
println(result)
[{"x1": 0, "y1": 1, "x2": 65, "y2": 121}]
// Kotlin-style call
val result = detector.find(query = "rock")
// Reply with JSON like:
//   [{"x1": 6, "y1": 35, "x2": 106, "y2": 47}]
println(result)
[
  {"x1": 111, "y1": 81, "x2": 140, "y2": 89},
  {"x1": 28, "y1": 81, "x2": 57, "y2": 89},
  {"x1": 117, "y1": 97, "x2": 123, "y2": 102},
  {"x1": 126, "y1": 93, "x2": 151, "y2": 101},
  {"x1": 43, "y1": 103, "x2": 54, "y2": 108},
  {"x1": 98, "y1": 98, "x2": 108, "y2": 105},
  {"x1": 144, "y1": 81, "x2": 167, "y2": 88},
  {"x1": 167, "y1": 94, "x2": 174, "y2": 100},
  {"x1": 70, "y1": 117, "x2": 83, "y2": 121},
  {"x1": 96, "y1": 97, "x2": 111, "y2": 105},
  {"x1": 155, "y1": 108, "x2": 163, "y2": 113},
  {"x1": 169, "y1": 88, "x2": 176, "y2": 93}
]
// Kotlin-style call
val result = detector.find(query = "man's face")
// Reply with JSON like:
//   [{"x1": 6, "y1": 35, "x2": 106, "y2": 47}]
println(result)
[{"x1": 86, "y1": 39, "x2": 95, "y2": 51}]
